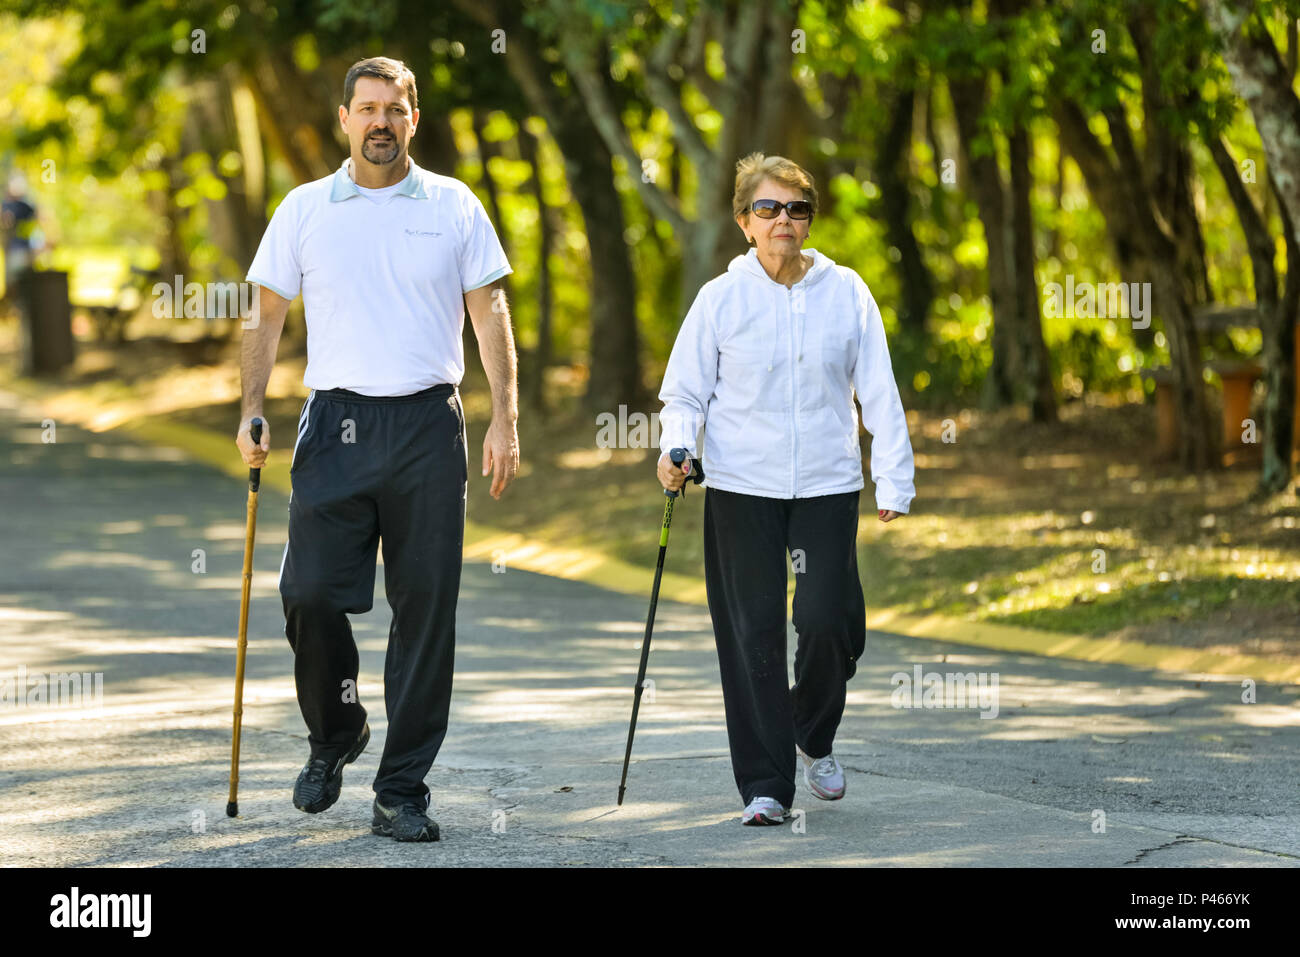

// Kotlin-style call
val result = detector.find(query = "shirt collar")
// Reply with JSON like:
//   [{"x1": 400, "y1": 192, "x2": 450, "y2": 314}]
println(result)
[{"x1": 329, "y1": 156, "x2": 434, "y2": 202}]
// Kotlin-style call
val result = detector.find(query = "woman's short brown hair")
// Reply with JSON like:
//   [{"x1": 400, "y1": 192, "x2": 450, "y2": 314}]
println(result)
[{"x1": 732, "y1": 152, "x2": 819, "y2": 221}]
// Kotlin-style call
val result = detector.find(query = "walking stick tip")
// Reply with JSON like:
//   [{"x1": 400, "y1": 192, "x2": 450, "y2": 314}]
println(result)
[
  {"x1": 226, "y1": 800, "x2": 238, "y2": 818},
  {"x1": 616, "y1": 787, "x2": 625, "y2": 807}
]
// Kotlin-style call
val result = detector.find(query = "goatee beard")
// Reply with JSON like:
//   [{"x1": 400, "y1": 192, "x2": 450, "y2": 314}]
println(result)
[{"x1": 362, "y1": 137, "x2": 399, "y2": 164}]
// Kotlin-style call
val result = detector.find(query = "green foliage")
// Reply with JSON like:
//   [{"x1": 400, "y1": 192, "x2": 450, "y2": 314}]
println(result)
[{"x1": 0, "y1": 0, "x2": 1285, "y2": 415}]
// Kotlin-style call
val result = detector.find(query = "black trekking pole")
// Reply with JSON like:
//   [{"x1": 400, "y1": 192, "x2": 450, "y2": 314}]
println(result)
[{"x1": 617, "y1": 447, "x2": 704, "y2": 806}]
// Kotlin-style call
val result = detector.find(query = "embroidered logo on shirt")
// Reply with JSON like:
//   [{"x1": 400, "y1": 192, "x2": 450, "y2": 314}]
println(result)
[{"x1": 405, "y1": 228, "x2": 442, "y2": 237}]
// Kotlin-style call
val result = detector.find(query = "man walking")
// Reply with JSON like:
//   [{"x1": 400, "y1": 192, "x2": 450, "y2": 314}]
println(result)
[{"x1": 235, "y1": 57, "x2": 518, "y2": 842}]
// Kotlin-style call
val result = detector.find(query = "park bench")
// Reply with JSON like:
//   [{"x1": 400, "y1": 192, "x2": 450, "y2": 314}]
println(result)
[{"x1": 72, "y1": 264, "x2": 158, "y2": 344}]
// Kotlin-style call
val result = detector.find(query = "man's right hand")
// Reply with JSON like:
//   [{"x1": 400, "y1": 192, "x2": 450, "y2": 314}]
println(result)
[
  {"x1": 236, "y1": 415, "x2": 271, "y2": 468},
  {"x1": 657, "y1": 450, "x2": 690, "y2": 493}
]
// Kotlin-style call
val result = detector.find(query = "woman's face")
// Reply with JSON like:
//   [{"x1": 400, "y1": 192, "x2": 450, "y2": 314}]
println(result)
[{"x1": 736, "y1": 177, "x2": 812, "y2": 258}]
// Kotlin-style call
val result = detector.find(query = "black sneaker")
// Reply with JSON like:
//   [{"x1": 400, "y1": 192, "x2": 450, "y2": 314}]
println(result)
[
  {"x1": 292, "y1": 722, "x2": 370, "y2": 814},
  {"x1": 372, "y1": 796, "x2": 440, "y2": 842}
]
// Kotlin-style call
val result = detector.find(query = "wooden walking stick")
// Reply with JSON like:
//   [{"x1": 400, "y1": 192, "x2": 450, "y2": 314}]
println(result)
[{"x1": 227, "y1": 417, "x2": 263, "y2": 818}]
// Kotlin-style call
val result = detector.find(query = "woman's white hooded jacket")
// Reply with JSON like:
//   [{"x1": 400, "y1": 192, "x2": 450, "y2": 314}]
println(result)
[{"x1": 657, "y1": 247, "x2": 915, "y2": 513}]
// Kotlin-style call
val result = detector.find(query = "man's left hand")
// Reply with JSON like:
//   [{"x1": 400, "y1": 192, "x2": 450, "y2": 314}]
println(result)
[{"x1": 482, "y1": 414, "x2": 519, "y2": 499}]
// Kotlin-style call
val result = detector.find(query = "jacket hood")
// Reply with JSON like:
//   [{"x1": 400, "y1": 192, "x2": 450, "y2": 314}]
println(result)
[{"x1": 727, "y1": 247, "x2": 836, "y2": 287}]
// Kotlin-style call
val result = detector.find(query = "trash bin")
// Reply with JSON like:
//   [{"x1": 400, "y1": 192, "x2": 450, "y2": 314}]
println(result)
[{"x1": 17, "y1": 268, "x2": 74, "y2": 375}]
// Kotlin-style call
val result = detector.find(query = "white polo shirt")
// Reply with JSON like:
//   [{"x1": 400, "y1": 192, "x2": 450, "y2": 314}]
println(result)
[{"x1": 246, "y1": 157, "x2": 512, "y2": 396}]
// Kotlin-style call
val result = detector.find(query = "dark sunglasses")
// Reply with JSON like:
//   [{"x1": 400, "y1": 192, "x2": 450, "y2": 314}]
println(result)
[{"x1": 750, "y1": 198, "x2": 813, "y2": 220}]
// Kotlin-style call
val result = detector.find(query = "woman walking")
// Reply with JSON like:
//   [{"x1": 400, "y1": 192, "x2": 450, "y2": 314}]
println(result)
[{"x1": 656, "y1": 153, "x2": 915, "y2": 825}]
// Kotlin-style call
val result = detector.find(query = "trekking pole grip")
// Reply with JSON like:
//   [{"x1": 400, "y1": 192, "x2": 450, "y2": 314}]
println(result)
[
  {"x1": 667, "y1": 447, "x2": 704, "y2": 499},
  {"x1": 248, "y1": 417, "x2": 263, "y2": 493}
]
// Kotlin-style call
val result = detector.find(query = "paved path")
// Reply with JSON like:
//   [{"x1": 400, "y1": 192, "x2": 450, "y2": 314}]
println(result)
[{"x1": 0, "y1": 389, "x2": 1296, "y2": 866}]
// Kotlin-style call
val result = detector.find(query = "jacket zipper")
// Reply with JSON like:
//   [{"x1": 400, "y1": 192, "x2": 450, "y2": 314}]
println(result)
[{"x1": 789, "y1": 284, "x2": 798, "y2": 498}]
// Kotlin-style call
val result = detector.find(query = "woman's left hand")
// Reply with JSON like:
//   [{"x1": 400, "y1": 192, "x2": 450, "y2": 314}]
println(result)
[{"x1": 878, "y1": 509, "x2": 902, "y2": 523}]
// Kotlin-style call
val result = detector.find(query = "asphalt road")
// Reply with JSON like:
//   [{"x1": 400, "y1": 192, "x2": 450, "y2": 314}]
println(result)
[{"x1": 0, "y1": 388, "x2": 1296, "y2": 867}]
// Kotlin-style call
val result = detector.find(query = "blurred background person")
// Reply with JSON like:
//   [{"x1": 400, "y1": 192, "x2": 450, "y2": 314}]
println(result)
[{"x1": 1, "y1": 171, "x2": 46, "y2": 315}]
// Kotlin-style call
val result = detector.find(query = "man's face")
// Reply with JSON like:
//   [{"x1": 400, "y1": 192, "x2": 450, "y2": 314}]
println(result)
[{"x1": 339, "y1": 76, "x2": 418, "y2": 167}]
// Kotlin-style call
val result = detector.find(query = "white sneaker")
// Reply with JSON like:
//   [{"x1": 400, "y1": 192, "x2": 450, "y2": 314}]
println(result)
[
  {"x1": 797, "y1": 745, "x2": 845, "y2": 800},
  {"x1": 741, "y1": 796, "x2": 787, "y2": 826}
]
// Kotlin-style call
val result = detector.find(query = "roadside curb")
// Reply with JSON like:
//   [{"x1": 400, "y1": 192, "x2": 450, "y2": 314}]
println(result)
[{"x1": 864, "y1": 608, "x2": 1300, "y2": 684}]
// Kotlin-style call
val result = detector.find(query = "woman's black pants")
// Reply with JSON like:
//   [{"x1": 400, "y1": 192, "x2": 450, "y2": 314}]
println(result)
[{"x1": 702, "y1": 486, "x2": 867, "y2": 808}]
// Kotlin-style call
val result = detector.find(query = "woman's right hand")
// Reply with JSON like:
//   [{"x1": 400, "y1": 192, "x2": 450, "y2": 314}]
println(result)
[{"x1": 657, "y1": 451, "x2": 690, "y2": 492}]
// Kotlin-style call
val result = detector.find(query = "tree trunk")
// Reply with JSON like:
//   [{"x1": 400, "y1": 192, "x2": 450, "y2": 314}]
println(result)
[
  {"x1": 874, "y1": 85, "x2": 933, "y2": 340},
  {"x1": 951, "y1": 75, "x2": 1017, "y2": 408},
  {"x1": 396, "y1": 41, "x2": 461, "y2": 177},
  {"x1": 189, "y1": 73, "x2": 266, "y2": 284},
  {"x1": 520, "y1": 126, "x2": 553, "y2": 412},
  {"x1": 1009, "y1": 124, "x2": 1056, "y2": 421},
  {"x1": 1263, "y1": 173, "x2": 1299, "y2": 493},
  {"x1": 470, "y1": 110, "x2": 510, "y2": 263},
  {"x1": 1055, "y1": 98, "x2": 1216, "y2": 470},
  {"x1": 1129, "y1": 9, "x2": 1213, "y2": 309},
  {"x1": 245, "y1": 56, "x2": 340, "y2": 184},
  {"x1": 550, "y1": 103, "x2": 641, "y2": 410},
  {"x1": 412, "y1": 111, "x2": 459, "y2": 176},
  {"x1": 449, "y1": 0, "x2": 642, "y2": 409},
  {"x1": 1201, "y1": 0, "x2": 1300, "y2": 489},
  {"x1": 1201, "y1": 0, "x2": 1300, "y2": 252},
  {"x1": 152, "y1": 154, "x2": 192, "y2": 315}
]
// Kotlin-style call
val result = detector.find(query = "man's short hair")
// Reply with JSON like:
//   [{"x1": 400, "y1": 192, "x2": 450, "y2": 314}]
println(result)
[{"x1": 343, "y1": 57, "x2": 418, "y2": 112}]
